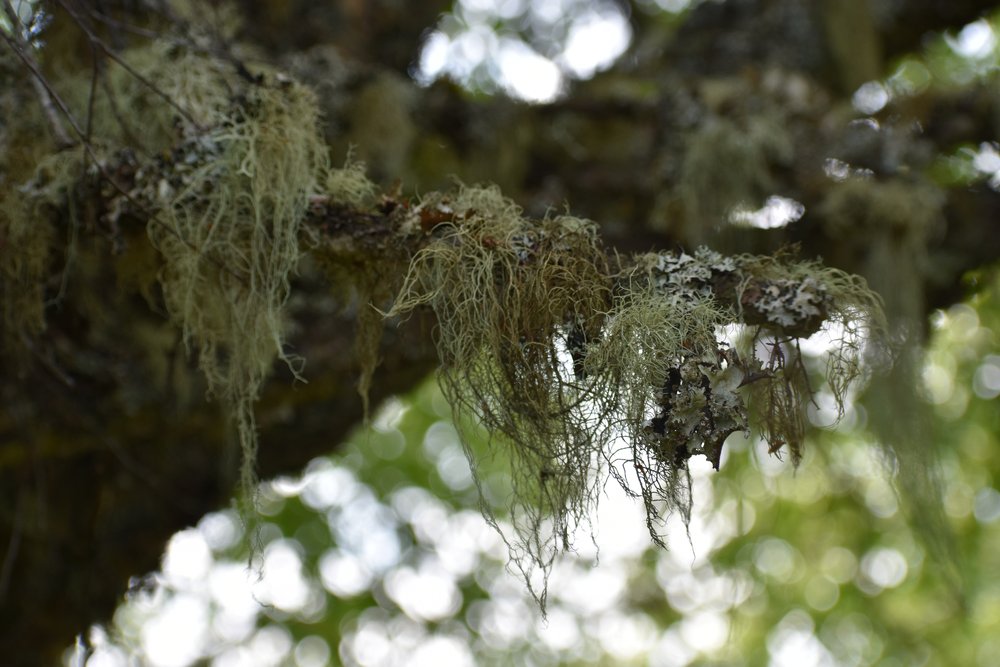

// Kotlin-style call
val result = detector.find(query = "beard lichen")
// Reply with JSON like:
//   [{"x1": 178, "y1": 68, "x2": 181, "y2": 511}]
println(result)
[
  {"x1": 147, "y1": 77, "x2": 327, "y2": 520},
  {"x1": 390, "y1": 218, "x2": 886, "y2": 607},
  {"x1": 678, "y1": 115, "x2": 793, "y2": 245},
  {"x1": 389, "y1": 185, "x2": 613, "y2": 604},
  {"x1": 1, "y1": 148, "x2": 86, "y2": 362},
  {"x1": 588, "y1": 260, "x2": 740, "y2": 542}
]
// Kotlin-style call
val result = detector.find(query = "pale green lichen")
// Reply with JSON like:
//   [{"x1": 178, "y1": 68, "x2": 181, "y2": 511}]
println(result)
[
  {"x1": 325, "y1": 159, "x2": 378, "y2": 208},
  {"x1": 148, "y1": 77, "x2": 327, "y2": 518},
  {"x1": 679, "y1": 115, "x2": 793, "y2": 244},
  {"x1": 390, "y1": 188, "x2": 886, "y2": 607},
  {"x1": 389, "y1": 184, "x2": 612, "y2": 605},
  {"x1": 1, "y1": 149, "x2": 85, "y2": 360},
  {"x1": 821, "y1": 176, "x2": 959, "y2": 593}
]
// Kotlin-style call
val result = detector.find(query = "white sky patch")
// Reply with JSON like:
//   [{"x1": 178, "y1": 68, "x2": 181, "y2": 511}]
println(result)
[
  {"x1": 552, "y1": 560, "x2": 627, "y2": 615},
  {"x1": 460, "y1": 0, "x2": 527, "y2": 20},
  {"x1": 408, "y1": 635, "x2": 476, "y2": 667},
  {"x1": 498, "y1": 38, "x2": 564, "y2": 102},
  {"x1": 248, "y1": 626, "x2": 294, "y2": 667},
  {"x1": 971, "y1": 142, "x2": 1000, "y2": 189},
  {"x1": 162, "y1": 530, "x2": 213, "y2": 589},
  {"x1": 319, "y1": 548, "x2": 373, "y2": 597},
  {"x1": 417, "y1": 31, "x2": 451, "y2": 83},
  {"x1": 208, "y1": 563, "x2": 259, "y2": 643},
  {"x1": 974, "y1": 355, "x2": 1000, "y2": 399},
  {"x1": 531, "y1": 0, "x2": 572, "y2": 25},
  {"x1": 598, "y1": 611, "x2": 658, "y2": 659},
  {"x1": 140, "y1": 594, "x2": 209, "y2": 667},
  {"x1": 253, "y1": 541, "x2": 312, "y2": 612},
  {"x1": 729, "y1": 195, "x2": 805, "y2": 229},
  {"x1": 947, "y1": 19, "x2": 997, "y2": 58},
  {"x1": 300, "y1": 461, "x2": 360, "y2": 511},
  {"x1": 852, "y1": 80, "x2": 890, "y2": 114},
  {"x1": 858, "y1": 547, "x2": 908, "y2": 592},
  {"x1": 536, "y1": 607, "x2": 581, "y2": 651},
  {"x1": 418, "y1": 0, "x2": 632, "y2": 101},
  {"x1": 294, "y1": 636, "x2": 331, "y2": 667},
  {"x1": 679, "y1": 610, "x2": 729, "y2": 654},
  {"x1": 452, "y1": 26, "x2": 499, "y2": 78},
  {"x1": 767, "y1": 610, "x2": 838, "y2": 667},
  {"x1": 558, "y1": 9, "x2": 633, "y2": 79},
  {"x1": 197, "y1": 511, "x2": 241, "y2": 553},
  {"x1": 385, "y1": 562, "x2": 463, "y2": 622}
]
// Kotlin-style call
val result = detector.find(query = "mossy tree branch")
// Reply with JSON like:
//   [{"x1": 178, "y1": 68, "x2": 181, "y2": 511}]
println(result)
[{"x1": 1, "y1": 0, "x2": 995, "y2": 660}]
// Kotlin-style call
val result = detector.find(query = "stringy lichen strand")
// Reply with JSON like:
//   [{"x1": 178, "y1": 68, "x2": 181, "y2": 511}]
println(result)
[
  {"x1": 148, "y1": 79, "x2": 327, "y2": 519},
  {"x1": 390, "y1": 220, "x2": 886, "y2": 609}
]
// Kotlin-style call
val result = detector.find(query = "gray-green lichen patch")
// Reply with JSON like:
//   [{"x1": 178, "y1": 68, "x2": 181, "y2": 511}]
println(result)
[
  {"x1": 389, "y1": 198, "x2": 886, "y2": 606},
  {"x1": 147, "y1": 77, "x2": 328, "y2": 520}
]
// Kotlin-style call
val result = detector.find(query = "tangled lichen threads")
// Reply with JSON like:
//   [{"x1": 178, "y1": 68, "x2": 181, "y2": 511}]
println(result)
[
  {"x1": 392, "y1": 201, "x2": 888, "y2": 608},
  {"x1": 733, "y1": 253, "x2": 888, "y2": 462},
  {"x1": 389, "y1": 185, "x2": 612, "y2": 604},
  {"x1": 149, "y1": 80, "x2": 327, "y2": 516}
]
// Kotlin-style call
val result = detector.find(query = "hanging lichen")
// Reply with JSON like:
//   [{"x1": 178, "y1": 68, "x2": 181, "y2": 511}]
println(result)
[
  {"x1": 0, "y1": 150, "x2": 84, "y2": 361},
  {"x1": 587, "y1": 256, "x2": 739, "y2": 541},
  {"x1": 820, "y1": 176, "x2": 961, "y2": 591},
  {"x1": 736, "y1": 252, "x2": 890, "y2": 462},
  {"x1": 312, "y1": 156, "x2": 400, "y2": 416},
  {"x1": 390, "y1": 210, "x2": 886, "y2": 607},
  {"x1": 678, "y1": 115, "x2": 793, "y2": 245},
  {"x1": 147, "y1": 77, "x2": 327, "y2": 519},
  {"x1": 388, "y1": 185, "x2": 612, "y2": 603}
]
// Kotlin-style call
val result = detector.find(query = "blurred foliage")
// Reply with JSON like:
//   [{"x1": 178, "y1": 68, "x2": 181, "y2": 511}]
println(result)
[{"x1": 75, "y1": 265, "x2": 1000, "y2": 666}]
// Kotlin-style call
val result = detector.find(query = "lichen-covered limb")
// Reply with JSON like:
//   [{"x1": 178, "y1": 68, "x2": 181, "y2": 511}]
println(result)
[
  {"x1": 3, "y1": 48, "x2": 885, "y2": 618},
  {"x1": 375, "y1": 186, "x2": 885, "y2": 604}
]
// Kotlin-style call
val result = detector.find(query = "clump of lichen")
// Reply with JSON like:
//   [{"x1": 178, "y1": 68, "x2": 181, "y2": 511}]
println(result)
[
  {"x1": 56, "y1": 41, "x2": 233, "y2": 156},
  {"x1": 736, "y1": 252, "x2": 889, "y2": 462},
  {"x1": 0, "y1": 188, "x2": 54, "y2": 357},
  {"x1": 392, "y1": 223, "x2": 887, "y2": 605},
  {"x1": 325, "y1": 159, "x2": 379, "y2": 209},
  {"x1": 588, "y1": 257, "x2": 740, "y2": 541},
  {"x1": 1, "y1": 150, "x2": 85, "y2": 361},
  {"x1": 389, "y1": 185, "x2": 612, "y2": 603},
  {"x1": 148, "y1": 77, "x2": 327, "y2": 513},
  {"x1": 678, "y1": 116, "x2": 793, "y2": 244}
]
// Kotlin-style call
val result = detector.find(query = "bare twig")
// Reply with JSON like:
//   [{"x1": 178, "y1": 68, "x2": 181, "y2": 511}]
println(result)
[
  {"x1": 1, "y1": 0, "x2": 73, "y2": 147},
  {"x1": 57, "y1": 0, "x2": 204, "y2": 130}
]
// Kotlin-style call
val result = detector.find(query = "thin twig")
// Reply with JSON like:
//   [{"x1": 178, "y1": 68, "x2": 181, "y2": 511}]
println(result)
[
  {"x1": 57, "y1": 0, "x2": 204, "y2": 130},
  {"x1": 1, "y1": 0, "x2": 73, "y2": 147}
]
